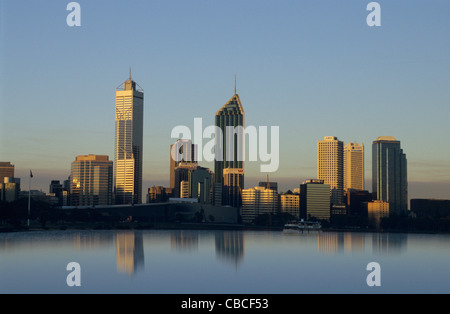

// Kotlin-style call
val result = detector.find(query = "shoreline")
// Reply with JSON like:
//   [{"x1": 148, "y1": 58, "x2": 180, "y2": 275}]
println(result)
[{"x1": 1, "y1": 222, "x2": 449, "y2": 235}]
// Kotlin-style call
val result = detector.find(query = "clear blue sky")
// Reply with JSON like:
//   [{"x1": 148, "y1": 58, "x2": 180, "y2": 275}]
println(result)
[{"x1": 1, "y1": 0, "x2": 449, "y2": 201}]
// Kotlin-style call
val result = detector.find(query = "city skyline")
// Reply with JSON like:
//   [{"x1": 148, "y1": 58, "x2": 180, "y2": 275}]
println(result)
[{"x1": 1, "y1": 1, "x2": 449, "y2": 202}]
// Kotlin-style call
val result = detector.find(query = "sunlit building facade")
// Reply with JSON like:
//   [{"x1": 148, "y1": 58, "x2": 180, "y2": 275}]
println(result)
[
  {"x1": 367, "y1": 200, "x2": 390, "y2": 229},
  {"x1": 280, "y1": 191, "x2": 300, "y2": 219},
  {"x1": 318, "y1": 136, "x2": 344, "y2": 204},
  {"x1": 70, "y1": 155, "x2": 113, "y2": 206},
  {"x1": 344, "y1": 142, "x2": 365, "y2": 192},
  {"x1": 115, "y1": 71, "x2": 144, "y2": 204},
  {"x1": 241, "y1": 186, "x2": 279, "y2": 223},
  {"x1": 0, "y1": 162, "x2": 14, "y2": 184}
]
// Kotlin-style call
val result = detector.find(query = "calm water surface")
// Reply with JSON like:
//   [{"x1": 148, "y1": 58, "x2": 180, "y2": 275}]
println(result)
[{"x1": 0, "y1": 230, "x2": 449, "y2": 294}]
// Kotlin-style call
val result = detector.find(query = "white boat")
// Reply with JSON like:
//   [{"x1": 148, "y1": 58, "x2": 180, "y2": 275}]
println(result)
[{"x1": 283, "y1": 220, "x2": 322, "y2": 233}]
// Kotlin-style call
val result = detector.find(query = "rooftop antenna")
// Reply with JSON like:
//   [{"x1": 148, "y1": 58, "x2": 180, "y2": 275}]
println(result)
[
  {"x1": 129, "y1": 67, "x2": 132, "y2": 80},
  {"x1": 234, "y1": 74, "x2": 237, "y2": 95}
]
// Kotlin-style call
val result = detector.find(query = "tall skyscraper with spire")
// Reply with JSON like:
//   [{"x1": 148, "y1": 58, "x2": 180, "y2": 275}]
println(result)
[
  {"x1": 114, "y1": 70, "x2": 144, "y2": 204},
  {"x1": 214, "y1": 77, "x2": 245, "y2": 207}
]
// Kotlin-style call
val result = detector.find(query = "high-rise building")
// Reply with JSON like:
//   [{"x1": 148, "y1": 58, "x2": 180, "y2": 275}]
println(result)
[
  {"x1": 173, "y1": 162, "x2": 198, "y2": 198},
  {"x1": 0, "y1": 177, "x2": 20, "y2": 203},
  {"x1": 49, "y1": 180, "x2": 63, "y2": 206},
  {"x1": 190, "y1": 167, "x2": 213, "y2": 204},
  {"x1": 344, "y1": 142, "x2": 365, "y2": 192},
  {"x1": 346, "y1": 189, "x2": 374, "y2": 216},
  {"x1": 280, "y1": 191, "x2": 300, "y2": 219},
  {"x1": 372, "y1": 136, "x2": 408, "y2": 215},
  {"x1": 214, "y1": 84, "x2": 245, "y2": 206},
  {"x1": 300, "y1": 179, "x2": 331, "y2": 221},
  {"x1": 0, "y1": 162, "x2": 14, "y2": 184},
  {"x1": 223, "y1": 168, "x2": 244, "y2": 208},
  {"x1": 147, "y1": 186, "x2": 172, "y2": 203},
  {"x1": 115, "y1": 70, "x2": 144, "y2": 204},
  {"x1": 367, "y1": 200, "x2": 390, "y2": 229},
  {"x1": 70, "y1": 155, "x2": 113, "y2": 206},
  {"x1": 241, "y1": 186, "x2": 279, "y2": 223},
  {"x1": 170, "y1": 139, "x2": 198, "y2": 189},
  {"x1": 318, "y1": 136, "x2": 344, "y2": 204}
]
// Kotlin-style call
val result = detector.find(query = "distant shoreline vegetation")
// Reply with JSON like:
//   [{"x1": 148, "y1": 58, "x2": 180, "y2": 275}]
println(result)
[{"x1": 1, "y1": 199, "x2": 450, "y2": 234}]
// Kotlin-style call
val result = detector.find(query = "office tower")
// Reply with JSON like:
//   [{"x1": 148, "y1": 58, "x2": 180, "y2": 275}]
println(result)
[
  {"x1": 0, "y1": 162, "x2": 14, "y2": 184},
  {"x1": 170, "y1": 139, "x2": 198, "y2": 189},
  {"x1": 49, "y1": 180, "x2": 63, "y2": 206},
  {"x1": 344, "y1": 142, "x2": 365, "y2": 192},
  {"x1": 223, "y1": 168, "x2": 244, "y2": 208},
  {"x1": 214, "y1": 83, "x2": 245, "y2": 206},
  {"x1": 180, "y1": 181, "x2": 190, "y2": 199},
  {"x1": 189, "y1": 167, "x2": 213, "y2": 204},
  {"x1": 115, "y1": 70, "x2": 144, "y2": 204},
  {"x1": 367, "y1": 200, "x2": 390, "y2": 229},
  {"x1": 280, "y1": 191, "x2": 300, "y2": 219},
  {"x1": 147, "y1": 186, "x2": 172, "y2": 203},
  {"x1": 372, "y1": 136, "x2": 408, "y2": 215},
  {"x1": 300, "y1": 179, "x2": 331, "y2": 221},
  {"x1": 0, "y1": 177, "x2": 20, "y2": 203},
  {"x1": 346, "y1": 189, "x2": 374, "y2": 216},
  {"x1": 70, "y1": 155, "x2": 113, "y2": 206},
  {"x1": 173, "y1": 162, "x2": 198, "y2": 198},
  {"x1": 318, "y1": 136, "x2": 344, "y2": 204},
  {"x1": 241, "y1": 186, "x2": 279, "y2": 223}
]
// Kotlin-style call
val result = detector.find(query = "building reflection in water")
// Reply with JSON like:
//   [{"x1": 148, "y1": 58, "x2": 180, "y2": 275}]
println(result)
[
  {"x1": 317, "y1": 232, "x2": 407, "y2": 255},
  {"x1": 170, "y1": 230, "x2": 199, "y2": 252},
  {"x1": 215, "y1": 231, "x2": 245, "y2": 269},
  {"x1": 73, "y1": 232, "x2": 114, "y2": 250},
  {"x1": 115, "y1": 231, "x2": 145, "y2": 275},
  {"x1": 344, "y1": 232, "x2": 365, "y2": 253},
  {"x1": 317, "y1": 232, "x2": 344, "y2": 254},
  {"x1": 371, "y1": 233, "x2": 407, "y2": 255}
]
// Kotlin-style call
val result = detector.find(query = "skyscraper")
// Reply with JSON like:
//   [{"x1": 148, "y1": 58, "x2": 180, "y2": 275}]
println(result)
[
  {"x1": 299, "y1": 179, "x2": 331, "y2": 221},
  {"x1": 115, "y1": 70, "x2": 144, "y2": 204},
  {"x1": 170, "y1": 139, "x2": 198, "y2": 189},
  {"x1": 344, "y1": 142, "x2": 365, "y2": 192},
  {"x1": 372, "y1": 136, "x2": 408, "y2": 215},
  {"x1": 317, "y1": 136, "x2": 344, "y2": 204},
  {"x1": 70, "y1": 155, "x2": 113, "y2": 206},
  {"x1": 214, "y1": 82, "x2": 245, "y2": 207},
  {"x1": 0, "y1": 162, "x2": 14, "y2": 184}
]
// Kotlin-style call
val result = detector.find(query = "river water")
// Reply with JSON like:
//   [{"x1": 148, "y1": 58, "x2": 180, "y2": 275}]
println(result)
[{"x1": 0, "y1": 229, "x2": 449, "y2": 294}]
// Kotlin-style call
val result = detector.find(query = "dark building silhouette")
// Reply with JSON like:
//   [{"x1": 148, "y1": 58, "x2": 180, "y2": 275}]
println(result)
[{"x1": 411, "y1": 199, "x2": 450, "y2": 219}]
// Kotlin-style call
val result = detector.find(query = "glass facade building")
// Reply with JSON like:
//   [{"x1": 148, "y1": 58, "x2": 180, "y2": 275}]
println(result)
[
  {"x1": 70, "y1": 155, "x2": 113, "y2": 206},
  {"x1": 115, "y1": 72, "x2": 144, "y2": 204},
  {"x1": 214, "y1": 91, "x2": 245, "y2": 206},
  {"x1": 300, "y1": 179, "x2": 331, "y2": 221},
  {"x1": 372, "y1": 136, "x2": 408, "y2": 215}
]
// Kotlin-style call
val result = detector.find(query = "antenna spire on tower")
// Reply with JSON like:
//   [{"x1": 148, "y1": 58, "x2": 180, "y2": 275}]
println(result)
[
  {"x1": 129, "y1": 67, "x2": 132, "y2": 80},
  {"x1": 234, "y1": 74, "x2": 237, "y2": 95}
]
